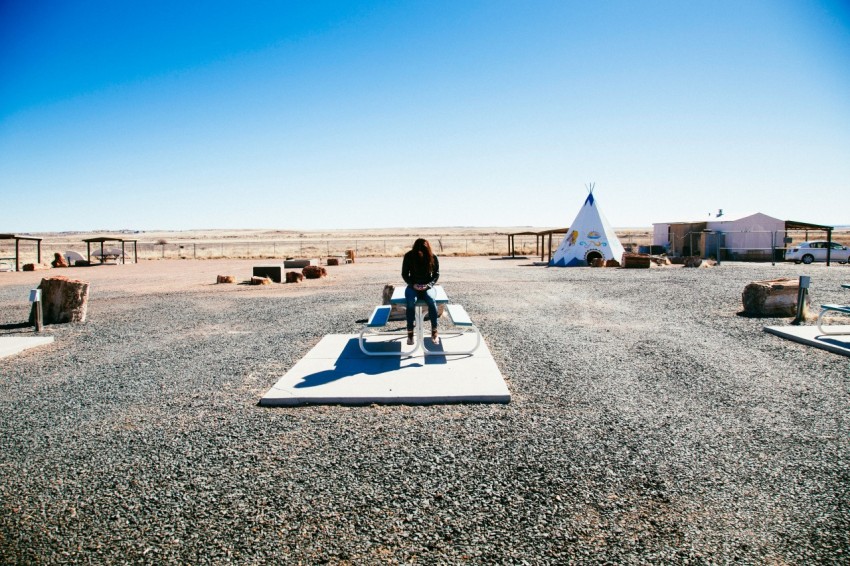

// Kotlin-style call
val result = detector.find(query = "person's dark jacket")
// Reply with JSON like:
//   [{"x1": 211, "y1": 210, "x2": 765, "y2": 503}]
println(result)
[{"x1": 402, "y1": 251, "x2": 440, "y2": 288}]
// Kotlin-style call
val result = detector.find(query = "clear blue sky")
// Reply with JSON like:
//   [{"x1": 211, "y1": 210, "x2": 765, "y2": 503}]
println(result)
[{"x1": 2, "y1": 0, "x2": 849, "y2": 232}]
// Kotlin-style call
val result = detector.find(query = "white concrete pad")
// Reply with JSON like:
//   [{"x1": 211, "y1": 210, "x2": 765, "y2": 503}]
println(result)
[
  {"x1": 259, "y1": 333, "x2": 510, "y2": 406},
  {"x1": 0, "y1": 336, "x2": 55, "y2": 359},
  {"x1": 764, "y1": 325, "x2": 850, "y2": 358}
]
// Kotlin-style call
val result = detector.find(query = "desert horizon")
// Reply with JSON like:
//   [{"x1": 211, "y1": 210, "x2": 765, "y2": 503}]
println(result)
[{"x1": 3, "y1": 225, "x2": 849, "y2": 266}]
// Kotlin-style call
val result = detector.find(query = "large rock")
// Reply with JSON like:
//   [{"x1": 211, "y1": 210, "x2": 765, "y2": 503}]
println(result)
[
  {"x1": 683, "y1": 256, "x2": 703, "y2": 268},
  {"x1": 22, "y1": 263, "x2": 50, "y2": 271},
  {"x1": 216, "y1": 275, "x2": 236, "y2": 284},
  {"x1": 621, "y1": 253, "x2": 651, "y2": 269},
  {"x1": 302, "y1": 266, "x2": 327, "y2": 279},
  {"x1": 286, "y1": 271, "x2": 304, "y2": 283},
  {"x1": 742, "y1": 278, "x2": 811, "y2": 317},
  {"x1": 51, "y1": 253, "x2": 69, "y2": 268},
  {"x1": 383, "y1": 284, "x2": 407, "y2": 321},
  {"x1": 30, "y1": 276, "x2": 89, "y2": 324},
  {"x1": 250, "y1": 276, "x2": 272, "y2": 285}
]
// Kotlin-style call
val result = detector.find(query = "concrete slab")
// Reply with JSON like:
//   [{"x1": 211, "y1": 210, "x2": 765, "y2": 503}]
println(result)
[
  {"x1": 0, "y1": 336, "x2": 55, "y2": 359},
  {"x1": 764, "y1": 325, "x2": 850, "y2": 358},
  {"x1": 259, "y1": 333, "x2": 510, "y2": 406}
]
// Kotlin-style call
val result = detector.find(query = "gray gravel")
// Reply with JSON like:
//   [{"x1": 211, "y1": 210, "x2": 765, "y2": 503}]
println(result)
[{"x1": 1, "y1": 258, "x2": 848, "y2": 564}]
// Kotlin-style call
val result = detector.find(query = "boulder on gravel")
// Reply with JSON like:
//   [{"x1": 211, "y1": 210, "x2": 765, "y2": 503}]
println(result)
[
  {"x1": 22, "y1": 263, "x2": 50, "y2": 271},
  {"x1": 29, "y1": 276, "x2": 89, "y2": 324},
  {"x1": 216, "y1": 275, "x2": 236, "y2": 284},
  {"x1": 742, "y1": 277, "x2": 811, "y2": 317},
  {"x1": 382, "y1": 284, "x2": 406, "y2": 320},
  {"x1": 250, "y1": 276, "x2": 272, "y2": 285},
  {"x1": 621, "y1": 253, "x2": 651, "y2": 269},
  {"x1": 51, "y1": 253, "x2": 69, "y2": 268},
  {"x1": 303, "y1": 266, "x2": 327, "y2": 279},
  {"x1": 286, "y1": 271, "x2": 304, "y2": 283}
]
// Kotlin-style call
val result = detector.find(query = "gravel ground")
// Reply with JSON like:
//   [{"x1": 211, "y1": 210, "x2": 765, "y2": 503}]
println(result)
[{"x1": 0, "y1": 258, "x2": 848, "y2": 564}]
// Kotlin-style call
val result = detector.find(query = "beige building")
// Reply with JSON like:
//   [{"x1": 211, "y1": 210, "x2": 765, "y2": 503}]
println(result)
[{"x1": 653, "y1": 213, "x2": 834, "y2": 261}]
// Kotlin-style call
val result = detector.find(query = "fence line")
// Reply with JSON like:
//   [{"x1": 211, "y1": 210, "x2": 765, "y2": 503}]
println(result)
[{"x1": 1, "y1": 237, "x2": 529, "y2": 263}]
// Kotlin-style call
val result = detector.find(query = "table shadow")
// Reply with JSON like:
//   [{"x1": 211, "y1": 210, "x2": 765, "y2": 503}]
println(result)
[{"x1": 294, "y1": 338, "x2": 404, "y2": 388}]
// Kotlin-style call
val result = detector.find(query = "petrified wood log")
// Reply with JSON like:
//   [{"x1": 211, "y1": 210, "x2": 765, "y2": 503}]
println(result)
[
  {"x1": 216, "y1": 275, "x2": 236, "y2": 284},
  {"x1": 742, "y1": 278, "x2": 811, "y2": 317},
  {"x1": 51, "y1": 253, "x2": 69, "y2": 268},
  {"x1": 302, "y1": 266, "x2": 327, "y2": 279},
  {"x1": 621, "y1": 253, "x2": 651, "y2": 269},
  {"x1": 285, "y1": 271, "x2": 304, "y2": 283},
  {"x1": 30, "y1": 276, "x2": 89, "y2": 324}
]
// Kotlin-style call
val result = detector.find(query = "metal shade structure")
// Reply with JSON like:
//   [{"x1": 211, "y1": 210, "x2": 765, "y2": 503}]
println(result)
[
  {"x1": 0, "y1": 233, "x2": 43, "y2": 271},
  {"x1": 784, "y1": 220, "x2": 835, "y2": 266},
  {"x1": 82, "y1": 237, "x2": 139, "y2": 265}
]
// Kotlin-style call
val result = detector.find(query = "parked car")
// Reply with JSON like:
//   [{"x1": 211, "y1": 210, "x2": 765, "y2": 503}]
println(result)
[{"x1": 785, "y1": 240, "x2": 850, "y2": 264}]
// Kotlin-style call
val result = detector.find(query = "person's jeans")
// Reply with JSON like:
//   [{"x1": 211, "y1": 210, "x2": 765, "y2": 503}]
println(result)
[{"x1": 405, "y1": 285, "x2": 438, "y2": 331}]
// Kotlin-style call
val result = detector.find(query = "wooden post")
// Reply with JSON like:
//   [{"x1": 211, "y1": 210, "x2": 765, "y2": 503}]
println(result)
[
  {"x1": 15, "y1": 238, "x2": 20, "y2": 272},
  {"x1": 36, "y1": 239, "x2": 42, "y2": 264}
]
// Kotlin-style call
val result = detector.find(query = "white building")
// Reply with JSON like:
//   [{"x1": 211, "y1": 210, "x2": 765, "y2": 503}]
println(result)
[{"x1": 653, "y1": 213, "x2": 832, "y2": 261}]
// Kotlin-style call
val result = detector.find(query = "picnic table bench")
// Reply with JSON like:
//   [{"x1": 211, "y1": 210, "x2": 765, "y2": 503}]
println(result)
[{"x1": 817, "y1": 284, "x2": 850, "y2": 335}]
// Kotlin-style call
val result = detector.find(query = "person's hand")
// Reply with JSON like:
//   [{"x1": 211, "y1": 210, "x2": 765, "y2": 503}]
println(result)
[{"x1": 414, "y1": 284, "x2": 426, "y2": 291}]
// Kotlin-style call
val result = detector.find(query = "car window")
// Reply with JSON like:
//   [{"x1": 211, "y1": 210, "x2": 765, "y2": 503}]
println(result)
[{"x1": 830, "y1": 242, "x2": 844, "y2": 250}]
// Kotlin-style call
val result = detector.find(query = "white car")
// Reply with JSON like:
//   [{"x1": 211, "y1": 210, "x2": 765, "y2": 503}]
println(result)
[{"x1": 785, "y1": 240, "x2": 850, "y2": 264}]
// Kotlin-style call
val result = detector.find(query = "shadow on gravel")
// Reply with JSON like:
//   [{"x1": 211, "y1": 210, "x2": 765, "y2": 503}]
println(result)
[{"x1": 0, "y1": 322, "x2": 32, "y2": 330}]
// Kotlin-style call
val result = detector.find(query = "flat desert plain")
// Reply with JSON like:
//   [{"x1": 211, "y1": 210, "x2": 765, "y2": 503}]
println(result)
[{"x1": 1, "y1": 226, "x2": 656, "y2": 263}]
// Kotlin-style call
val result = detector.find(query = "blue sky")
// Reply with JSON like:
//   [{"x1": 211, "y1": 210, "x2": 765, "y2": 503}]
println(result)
[{"x1": 1, "y1": 0, "x2": 849, "y2": 232}]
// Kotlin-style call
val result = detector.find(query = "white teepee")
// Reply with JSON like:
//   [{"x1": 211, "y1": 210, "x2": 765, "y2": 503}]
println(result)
[{"x1": 550, "y1": 188, "x2": 625, "y2": 267}]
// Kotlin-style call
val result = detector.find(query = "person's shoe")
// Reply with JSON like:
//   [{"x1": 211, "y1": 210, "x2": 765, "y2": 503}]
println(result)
[
  {"x1": 407, "y1": 331, "x2": 414, "y2": 346},
  {"x1": 431, "y1": 328, "x2": 440, "y2": 345}
]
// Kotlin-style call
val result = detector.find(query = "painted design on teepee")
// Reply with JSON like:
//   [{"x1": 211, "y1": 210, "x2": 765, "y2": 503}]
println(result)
[{"x1": 550, "y1": 187, "x2": 625, "y2": 267}]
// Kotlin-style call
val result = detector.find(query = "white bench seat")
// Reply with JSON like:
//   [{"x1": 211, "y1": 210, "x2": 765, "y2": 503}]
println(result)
[
  {"x1": 367, "y1": 305, "x2": 392, "y2": 327},
  {"x1": 445, "y1": 304, "x2": 473, "y2": 327},
  {"x1": 817, "y1": 303, "x2": 850, "y2": 335}
]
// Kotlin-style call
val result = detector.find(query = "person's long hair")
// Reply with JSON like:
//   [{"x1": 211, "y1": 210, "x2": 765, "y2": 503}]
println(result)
[{"x1": 412, "y1": 238, "x2": 436, "y2": 272}]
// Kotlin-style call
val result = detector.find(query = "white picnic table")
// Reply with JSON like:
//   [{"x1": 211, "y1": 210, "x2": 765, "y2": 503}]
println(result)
[{"x1": 359, "y1": 285, "x2": 480, "y2": 357}]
